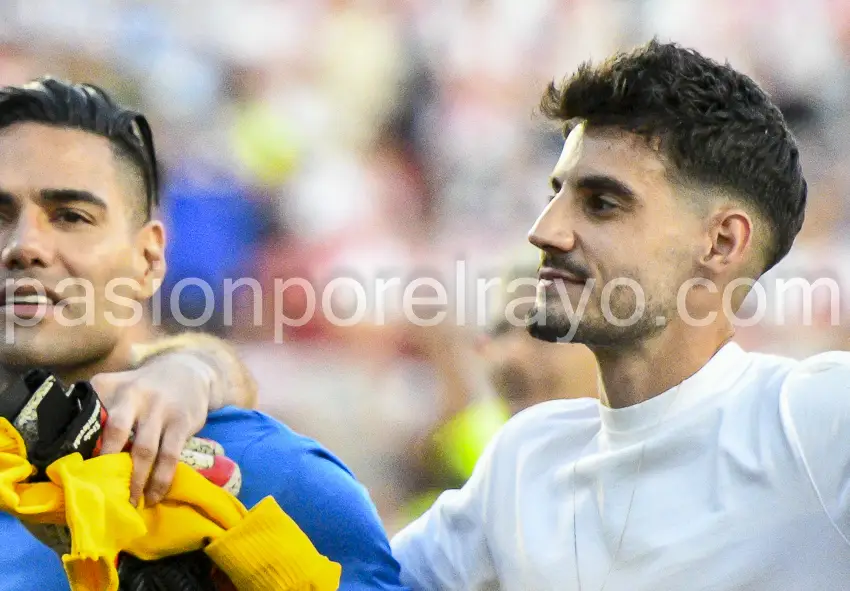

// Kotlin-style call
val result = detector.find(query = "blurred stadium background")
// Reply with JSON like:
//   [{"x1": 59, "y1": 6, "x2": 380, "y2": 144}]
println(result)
[{"x1": 3, "y1": 0, "x2": 850, "y2": 534}]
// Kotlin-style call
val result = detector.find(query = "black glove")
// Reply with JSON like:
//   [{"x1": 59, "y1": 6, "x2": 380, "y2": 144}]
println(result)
[{"x1": 0, "y1": 368, "x2": 107, "y2": 478}]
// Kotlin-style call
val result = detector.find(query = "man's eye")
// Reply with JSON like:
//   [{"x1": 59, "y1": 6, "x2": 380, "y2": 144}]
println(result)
[
  {"x1": 55, "y1": 210, "x2": 92, "y2": 224},
  {"x1": 587, "y1": 193, "x2": 617, "y2": 213}
]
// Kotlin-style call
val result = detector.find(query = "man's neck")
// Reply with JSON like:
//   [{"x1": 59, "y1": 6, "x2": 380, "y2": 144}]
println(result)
[
  {"x1": 1, "y1": 339, "x2": 134, "y2": 390},
  {"x1": 550, "y1": 370, "x2": 600, "y2": 402},
  {"x1": 54, "y1": 358, "x2": 120, "y2": 386},
  {"x1": 591, "y1": 320, "x2": 735, "y2": 409}
]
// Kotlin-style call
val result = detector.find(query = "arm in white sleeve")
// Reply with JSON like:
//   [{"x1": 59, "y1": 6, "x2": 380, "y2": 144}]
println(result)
[
  {"x1": 780, "y1": 351, "x2": 850, "y2": 544},
  {"x1": 391, "y1": 433, "x2": 502, "y2": 591}
]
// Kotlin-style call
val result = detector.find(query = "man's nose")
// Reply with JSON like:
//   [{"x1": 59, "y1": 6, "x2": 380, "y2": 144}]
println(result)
[
  {"x1": 527, "y1": 197, "x2": 576, "y2": 254},
  {"x1": 0, "y1": 209, "x2": 55, "y2": 270}
]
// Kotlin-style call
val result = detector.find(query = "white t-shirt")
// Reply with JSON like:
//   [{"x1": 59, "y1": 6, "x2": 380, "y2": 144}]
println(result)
[{"x1": 391, "y1": 342, "x2": 850, "y2": 590}]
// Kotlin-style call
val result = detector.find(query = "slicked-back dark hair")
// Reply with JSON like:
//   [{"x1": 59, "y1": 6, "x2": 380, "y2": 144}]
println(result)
[
  {"x1": 540, "y1": 39, "x2": 807, "y2": 274},
  {"x1": 0, "y1": 76, "x2": 159, "y2": 221}
]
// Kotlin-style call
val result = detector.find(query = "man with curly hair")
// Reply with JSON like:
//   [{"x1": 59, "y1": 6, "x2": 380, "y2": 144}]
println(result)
[{"x1": 392, "y1": 40, "x2": 850, "y2": 590}]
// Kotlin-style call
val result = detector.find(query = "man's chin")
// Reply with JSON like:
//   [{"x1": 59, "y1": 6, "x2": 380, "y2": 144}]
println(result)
[
  {"x1": 524, "y1": 304, "x2": 575, "y2": 343},
  {"x1": 0, "y1": 325, "x2": 71, "y2": 365},
  {"x1": 525, "y1": 316, "x2": 577, "y2": 343},
  {"x1": 526, "y1": 321, "x2": 560, "y2": 343},
  {"x1": 0, "y1": 321, "x2": 55, "y2": 344}
]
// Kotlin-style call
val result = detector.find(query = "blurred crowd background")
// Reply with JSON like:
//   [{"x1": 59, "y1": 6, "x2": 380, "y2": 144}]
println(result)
[{"x1": 2, "y1": 0, "x2": 850, "y2": 534}]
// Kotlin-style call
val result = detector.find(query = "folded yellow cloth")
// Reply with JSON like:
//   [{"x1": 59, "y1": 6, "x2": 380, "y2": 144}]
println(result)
[{"x1": 0, "y1": 417, "x2": 341, "y2": 591}]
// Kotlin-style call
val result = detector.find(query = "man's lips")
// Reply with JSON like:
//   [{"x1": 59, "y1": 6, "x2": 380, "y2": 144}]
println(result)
[
  {"x1": 538, "y1": 266, "x2": 586, "y2": 284},
  {"x1": 0, "y1": 282, "x2": 62, "y2": 314}
]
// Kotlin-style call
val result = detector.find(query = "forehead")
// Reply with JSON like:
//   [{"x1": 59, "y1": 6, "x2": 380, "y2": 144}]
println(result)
[
  {"x1": 0, "y1": 122, "x2": 123, "y2": 198},
  {"x1": 552, "y1": 123, "x2": 670, "y2": 194}
]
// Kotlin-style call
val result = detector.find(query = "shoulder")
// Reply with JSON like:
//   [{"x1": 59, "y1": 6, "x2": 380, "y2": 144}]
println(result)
[
  {"x1": 778, "y1": 350, "x2": 850, "y2": 418},
  {"x1": 462, "y1": 398, "x2": 600, "y2": 486},
  {"x1": 785, "y1": 350, "x2": 850, "y2": 380},
  {"x1": 200, "y1": 406, "x2": 359, "y2": 491},
  {"x1": 508, "y1": 396, "x2": 600, "y2": 426},
  {"x1": 766, "y1": 351, "x2": 850, "y2": 523},
  {"x1": 199, "y1": 407, "x2": 407, "y2": 590},
  {"x1": 198, "y1": 407, "x2": 344, "y2": 489},
  {"x1": 699, "y1": 347, "x2": 850, "y2": 431},
  {"x1": 493, "y1": 397, "x2": 600, "y2": 452}
]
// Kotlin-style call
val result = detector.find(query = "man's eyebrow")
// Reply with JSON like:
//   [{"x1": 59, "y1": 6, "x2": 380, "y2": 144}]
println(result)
[
  {"x1": 549, "y1": 177, "x2": 563, "y2": 194},
  {"x1": 39, "y1": 189, "x2": 108, "y2": 209},
  {"x1": 575, "y1": 174, "x2": 636, "y2": 201}
]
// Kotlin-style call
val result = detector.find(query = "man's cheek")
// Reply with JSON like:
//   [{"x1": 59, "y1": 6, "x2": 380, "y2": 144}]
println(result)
[
  {"x1": 103, "y1": 282, "x2": 145, "y2": 327},
  {"x1": 53, "y1": 294, "x2": 96, "y2": 327}
]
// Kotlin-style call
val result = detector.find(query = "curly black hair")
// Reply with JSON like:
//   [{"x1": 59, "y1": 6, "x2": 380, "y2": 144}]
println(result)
[{"x1": 540, "y1": 39, "x2": 807, "y2": 274}]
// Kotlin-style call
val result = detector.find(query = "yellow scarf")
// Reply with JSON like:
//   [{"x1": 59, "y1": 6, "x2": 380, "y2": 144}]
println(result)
[{"x1": 0, "y1": 417, "x2": 341, "y2": 591}]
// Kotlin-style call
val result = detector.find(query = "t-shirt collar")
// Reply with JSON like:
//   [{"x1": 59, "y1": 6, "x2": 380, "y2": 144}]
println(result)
[{"x1": 597, "y1": 341, "x2": 752, "y2": 435}]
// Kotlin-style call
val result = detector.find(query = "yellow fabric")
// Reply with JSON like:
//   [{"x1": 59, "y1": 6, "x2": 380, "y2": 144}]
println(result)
[
  {"x1": 206, "y1": 497, "x2": 341, "y2": 591},
  {"x1": 0, "y1": 418, "x2": 341, "y2": 591}
]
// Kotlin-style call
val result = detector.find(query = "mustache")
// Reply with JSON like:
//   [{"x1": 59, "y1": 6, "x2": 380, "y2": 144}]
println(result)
[{"x1": 540, "y1": 255, "x2": 591, "y2": 279}]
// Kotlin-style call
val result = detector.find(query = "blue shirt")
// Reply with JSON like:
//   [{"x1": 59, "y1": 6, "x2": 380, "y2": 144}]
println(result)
[{"x1": 0, "y1": 407, "x2": 408, "y2": 590}]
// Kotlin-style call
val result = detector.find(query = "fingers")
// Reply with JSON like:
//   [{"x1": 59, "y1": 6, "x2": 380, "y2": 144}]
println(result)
[
  {"x1": 144, "y1": 417, "x2": 191, "y2": 506},
  {"x1": 98, "y1": 402, "x2": 136, "y2": 456},
  {"x1": 128, "y1": 414, "x2": 163, "y2": 506},
  {"x1": 89, "y1": 364, "x2": 219, "y2": 507},
  {"x1": 89, "y1": 372, "x2": 120, "y2": 406}
]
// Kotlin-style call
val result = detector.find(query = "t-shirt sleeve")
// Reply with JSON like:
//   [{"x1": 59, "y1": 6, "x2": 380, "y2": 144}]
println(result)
[
  {"x1": 390, "y1": 428, "x2": 502, "y2": 591},
  {"x1": 780, "y1": 351, "x2": 850, "y2": 545},
  {"x1": 240, "y1": 434, "x2": 409, "y2": 590}
]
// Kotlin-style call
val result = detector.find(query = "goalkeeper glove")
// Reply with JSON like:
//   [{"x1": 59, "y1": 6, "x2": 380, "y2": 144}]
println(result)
[{"x1": 0, "y1": 369, "x2": 241, "y2": 591}]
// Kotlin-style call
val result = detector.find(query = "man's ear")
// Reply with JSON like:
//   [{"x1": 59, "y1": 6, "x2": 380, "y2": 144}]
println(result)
[
  {"x1": 133, "y1": 220, "x2": 166, "y2": 299},
  {"x1": 699, "y1": 207, "x2": 754, "y2": 276}
]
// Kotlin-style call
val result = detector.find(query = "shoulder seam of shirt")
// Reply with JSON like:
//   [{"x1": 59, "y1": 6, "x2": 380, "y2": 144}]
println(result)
[{"x1": 780, "y1": 366, "x2": 850, "y2": 552}]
